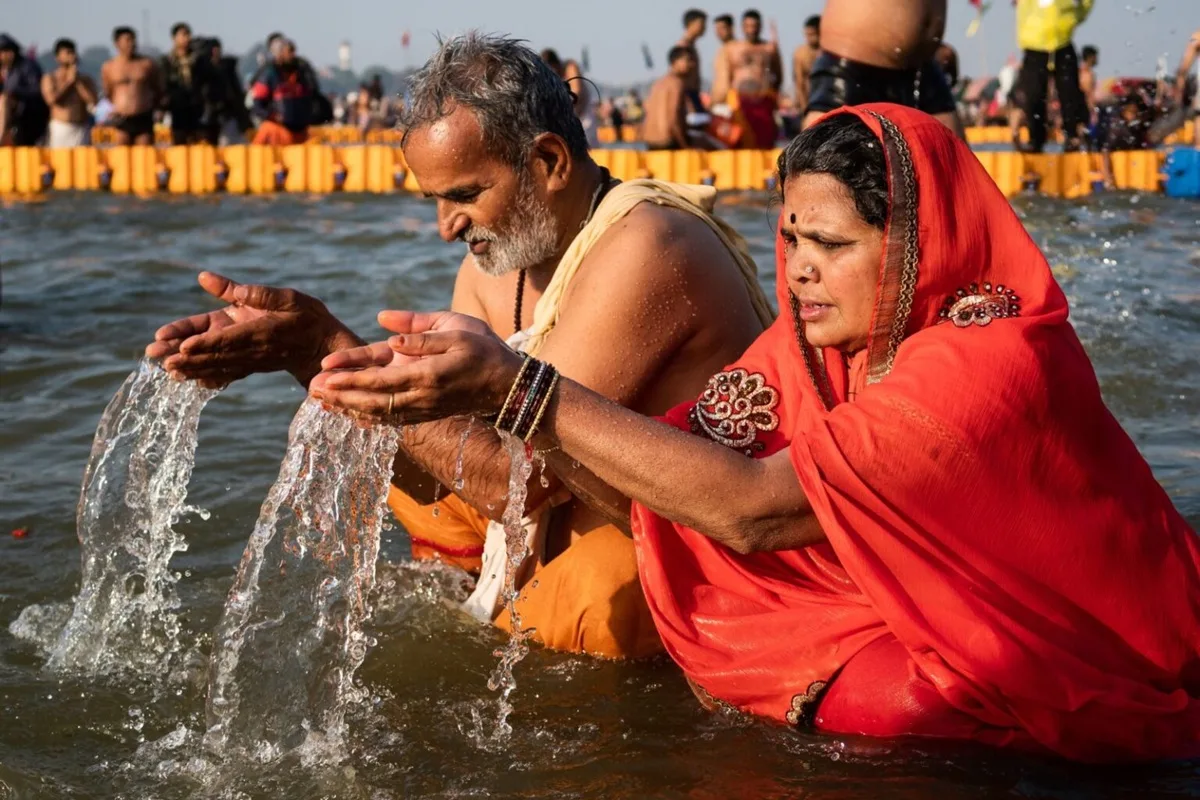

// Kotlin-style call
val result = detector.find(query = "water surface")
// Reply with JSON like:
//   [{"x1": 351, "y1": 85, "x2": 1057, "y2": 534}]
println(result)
[{"x1": 1, "y1": 190, "x2": 1198, "y2": 798}]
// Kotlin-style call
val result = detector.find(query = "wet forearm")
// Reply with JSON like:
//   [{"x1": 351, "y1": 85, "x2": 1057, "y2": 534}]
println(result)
[
  {"x1": 397, "y1": 414, "x2": 635, "y2": 529},
  {"x1": 537, "y1": 379, "x2": 820, "y2": 553},
  {"x1": 398, "y1": 416, "x2": 553, "y2": 522}
]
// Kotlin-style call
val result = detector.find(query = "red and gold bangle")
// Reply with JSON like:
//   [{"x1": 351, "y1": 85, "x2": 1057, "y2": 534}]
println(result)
[
  {"x1": 523, "y1": 369, "x2": 560, "y2": 442},
  {"x1": 494, "y1": 354, "x2": 532, "y2": 430}
]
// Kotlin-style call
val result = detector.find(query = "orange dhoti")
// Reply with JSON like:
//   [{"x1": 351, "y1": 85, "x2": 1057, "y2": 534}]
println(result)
[{"x1": 387, "y1": 486, "x2": 662, "y2": 659}]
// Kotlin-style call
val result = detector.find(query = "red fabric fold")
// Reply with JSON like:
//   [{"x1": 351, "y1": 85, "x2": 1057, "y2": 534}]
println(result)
[{"x1": 631, "y1": 103, "x2": 1200, "y2": 762}]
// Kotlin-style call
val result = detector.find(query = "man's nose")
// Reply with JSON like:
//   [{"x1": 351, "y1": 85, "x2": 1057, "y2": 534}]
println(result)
[{"x1": 439, "y1": 206, "x2": 469, "y2": 243}]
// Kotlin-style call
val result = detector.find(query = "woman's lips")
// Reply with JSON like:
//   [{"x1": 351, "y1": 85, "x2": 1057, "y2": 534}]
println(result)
[{"x1": 797, "y1": 302, "x2": 832, "y2": 322}]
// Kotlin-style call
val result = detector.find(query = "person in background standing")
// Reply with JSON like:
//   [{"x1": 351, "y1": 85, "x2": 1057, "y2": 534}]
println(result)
[
  {"x1": 710, "y1": 14, "x2": 737, "y2": 104},
  {"x1": 677, "y1": 9, "x2": 708, "y2": 114},
  {"x1": 161, "y1": 22, "x2": 214, "y2": 145},
  {"x1": 251, "y1": 39, "x2": 315, "y2": 145},
  {"x1": 935, "y1": 42, "x2": 959, "y2": 89},
  {"x1": 204, "y1": 37, "x2": 252, "y2": 145},
  {"x1": 803, "y1": 0, "x2": 960, "y2": 136},
  {"x1": 0, "y1": 34, "x2": 50, "y2": 146},
  {"x1": 540, "y1": 48, "x2": 598, "y2": 147},
  {"x1": 793, "y1": 16, "x2": 821, "y2": 114},
  {"x1": 644, "y1": 46, "x2": 699, "y2": 150},
  {"x1": 1078, "y1": 45, "x2": 1098, "y2": 123},
  {"x1": 1173, "y1": 29, "x2": 1199, "y2": 117},
  {"x1": 713, "y1": 9, "x2": 782, "y2": 148},
  {"x1": 101, "y1": 27, "x2": 161, "y2": 145},
  {"x1": 41, "y1": 38, "x2": 96, "y2": 148},
  {"x1": 1015, "y1": 0, "x2": 1092, "y2": 152}
]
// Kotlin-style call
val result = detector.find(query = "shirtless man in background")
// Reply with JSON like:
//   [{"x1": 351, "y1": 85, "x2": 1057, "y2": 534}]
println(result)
[
  {"x1": 644, "y1": 46, "x2": 697, "y2": 150},
  {"x1": 713, "y1": 10, "x2": 782, "y2": 147},
  {"x1": 792, "y1": 16, "x2": 820, "y2": 114},
  {"x1": 716, "y1": 10, "x2": 782, "y2": 99},
  {"x1": 101, "y1": 27, "x2": 162, "y2": 145},
  {"x1": 710, "y1": 14, "x2": 737, "y2": 103},
  {"x1": 803, "y1": 0, "x2": 961, "y2": 135},
  {"x1": 540, "y1": 48, "x2": 598, "y2": 147},
  {"x1": 42, "y1": 39, "x2": 98, "y2": 148},
  {"x1": 1078, "y1": 45, "x2": 1099, "y2": 125},
  {"x1": 677, "y1": 9, "x2": 707, "y2": 113}
]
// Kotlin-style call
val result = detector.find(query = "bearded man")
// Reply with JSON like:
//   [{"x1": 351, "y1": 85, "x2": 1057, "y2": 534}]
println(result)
[{"x1": 146, "y1": 34, "x2": 773, "y2": 659}]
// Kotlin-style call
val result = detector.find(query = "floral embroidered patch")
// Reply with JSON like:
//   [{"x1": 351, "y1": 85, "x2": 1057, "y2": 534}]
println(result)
[
  {"x1": 938, "y1": 282, "x2": 1021, "y2": 327},
  {"x1": 688, "y1": 369, "x2": 780, "y2": 456}
]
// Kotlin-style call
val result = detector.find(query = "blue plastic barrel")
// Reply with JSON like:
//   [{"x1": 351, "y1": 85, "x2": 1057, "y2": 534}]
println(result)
[{"x1": 1164, "y1": 147, "x2": 1200, "y2": 199}]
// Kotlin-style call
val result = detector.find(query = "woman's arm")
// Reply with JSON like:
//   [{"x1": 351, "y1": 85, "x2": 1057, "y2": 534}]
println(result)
[
  {"x1": 535, "y1": 377, "x2": 822, "y2": 554},
  {"x1": 310, "y1": 314, "x2": 824, "y2": 554}
]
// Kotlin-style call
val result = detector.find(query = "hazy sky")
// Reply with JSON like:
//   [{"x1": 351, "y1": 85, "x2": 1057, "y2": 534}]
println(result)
[{"x1": 5, "y1": 1, "x2": 1195, "y2": 84}]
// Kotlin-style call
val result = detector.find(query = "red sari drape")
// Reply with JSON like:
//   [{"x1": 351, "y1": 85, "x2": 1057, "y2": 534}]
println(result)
[{"x1": 631, "y1": 104, "x2": 1200, "y2": 763}]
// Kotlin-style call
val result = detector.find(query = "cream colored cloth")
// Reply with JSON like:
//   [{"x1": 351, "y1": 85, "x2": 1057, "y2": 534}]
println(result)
[
  {"x1": 524, "y1": 178, "x2": 775, "y2": 356},
  {"x1": 462, "y1": 330, "x2": 559, "y2": 623},
  {"x1": 464, "y1": 179, "x2": 776, "y2": 622}
]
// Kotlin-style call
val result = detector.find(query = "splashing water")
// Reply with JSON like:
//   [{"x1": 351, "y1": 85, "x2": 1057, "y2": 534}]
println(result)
[
  {"x1": 202, "y1": 400, "x2": 399, "y2": 764},
  {"x1": 452, "y1": 420, "x2": 473, "y2": 492},
  {"x1": 21, "y1": 361, "x2": 219, "y2": 676},
  {"x1": 477, "y1": 433, "x2": 535, "y2": 742}
]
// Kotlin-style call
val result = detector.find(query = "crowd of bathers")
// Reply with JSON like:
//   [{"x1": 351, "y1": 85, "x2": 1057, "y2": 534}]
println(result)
[{"x1": 2, "y1": 3, "x2": 1198, "y2": 156}]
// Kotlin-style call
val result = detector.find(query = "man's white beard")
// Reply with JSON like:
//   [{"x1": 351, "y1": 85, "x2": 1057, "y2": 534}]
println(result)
[{"x1": 466, "y1": 182, "x2": 561, "y2": 278}]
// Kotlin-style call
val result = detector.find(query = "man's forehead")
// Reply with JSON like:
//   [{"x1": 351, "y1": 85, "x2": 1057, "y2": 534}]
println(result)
[{"x1": 406, "y1": 106, "x2": 513, "y2": 192}]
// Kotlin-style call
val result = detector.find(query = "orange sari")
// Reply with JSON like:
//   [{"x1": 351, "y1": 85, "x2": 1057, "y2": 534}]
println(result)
[{"x1": 631, "y1": 104, "x2": 1200, "y2": 762}]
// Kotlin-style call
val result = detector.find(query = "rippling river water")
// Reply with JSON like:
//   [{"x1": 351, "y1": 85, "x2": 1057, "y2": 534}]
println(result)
[{"x1": 1, "y1": 191, "x2": 1198, "y2": 799}]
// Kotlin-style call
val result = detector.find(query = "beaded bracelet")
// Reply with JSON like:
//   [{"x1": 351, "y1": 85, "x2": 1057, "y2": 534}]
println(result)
[
  {"x1": 494, "y1": 356, "x2": 560, "y2": 442},
  {"x1": 495, "y1": 354, "x2": 532, "y2": 431}
]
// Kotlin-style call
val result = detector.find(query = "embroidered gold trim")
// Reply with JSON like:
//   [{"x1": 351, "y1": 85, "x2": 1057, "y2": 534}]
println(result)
[
  {"x1": 785, "y1": 680, "x2": 830, "y2": 728},
  {"x1": 938, "y1": 282, "x2": 1021, "y2": 327},
  {"x1": 864, "y1": 111, "x2": 920, "y2": 385},
  {"x1": 688, "y1": 368, "x2": 781, "y2": 456},
  {"x1": 790, "y1": 292, "x2": 837, "y2": 411}
]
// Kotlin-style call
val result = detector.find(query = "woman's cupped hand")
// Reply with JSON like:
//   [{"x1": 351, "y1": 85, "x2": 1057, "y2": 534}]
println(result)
[{"x1": 308, "y1": 310, "x2": 524, "y2": 424}]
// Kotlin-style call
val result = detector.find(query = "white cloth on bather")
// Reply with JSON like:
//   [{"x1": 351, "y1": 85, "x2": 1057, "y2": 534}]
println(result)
[{"x1": 47, "y1": 120, "x2": 89, "y2": 148}]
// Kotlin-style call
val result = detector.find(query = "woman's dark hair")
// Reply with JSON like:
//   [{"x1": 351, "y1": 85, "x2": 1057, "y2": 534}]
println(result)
[{"x1": 777, "y1": 114, "x2": 889, "y2": 230}]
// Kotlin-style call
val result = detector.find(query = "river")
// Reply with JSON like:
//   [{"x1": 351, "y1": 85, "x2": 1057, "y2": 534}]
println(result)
[{"x1": 1, "y1": 190, "x2": 1197, "y2": 798}]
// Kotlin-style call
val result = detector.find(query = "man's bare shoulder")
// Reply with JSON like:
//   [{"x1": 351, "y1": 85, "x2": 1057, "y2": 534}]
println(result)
[{"x1": 578, "y1": 201, "x2": 747, "y2": 298}]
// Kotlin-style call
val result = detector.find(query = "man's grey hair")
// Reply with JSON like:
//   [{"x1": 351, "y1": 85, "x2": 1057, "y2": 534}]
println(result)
[{"x1": 401, "y1": 33, "x2": 590, "y2": 169}]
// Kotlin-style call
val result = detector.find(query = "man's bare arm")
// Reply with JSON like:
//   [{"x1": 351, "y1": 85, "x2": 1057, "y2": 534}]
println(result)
[
  {"x1": 76, "y1": 74, "x2": 98, "y2": 106},
  {"x1": 794, "y1": 49, "x2": 810, "y2": 110},
  {"x1": 1176, "y1": 33, "x2": 1200, "y2": 98},
  {"x1": 712, "y1": 45, "x2": 731, "y2": 103},
  {"x1": 668, "y1": 81, "x2": 689, "y2": 148},
  {"x1": 41, "y1": 73, "x2": 63, "y2": 107}
]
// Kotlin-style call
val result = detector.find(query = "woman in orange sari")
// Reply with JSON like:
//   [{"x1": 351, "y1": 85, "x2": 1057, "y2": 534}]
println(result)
[{"x1": 311, "y1": 104, "x2": 1200, "y2": 762}]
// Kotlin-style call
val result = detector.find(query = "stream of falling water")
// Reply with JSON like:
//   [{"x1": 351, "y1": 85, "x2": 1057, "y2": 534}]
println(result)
[
  {"x1": 471, "y1": 433, "x2": 535, "y2": 744},
  {"x1": 10, "y1": 360, "x2": 218, "y2": 678},
  {"x1": 201, "y1": 400, "x2": 400, "y2": 767}
]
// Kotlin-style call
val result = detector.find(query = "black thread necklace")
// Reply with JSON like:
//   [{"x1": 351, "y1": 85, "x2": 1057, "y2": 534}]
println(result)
[{"x1": 513, "y1": 167, "x2": 615, "y2": 336}]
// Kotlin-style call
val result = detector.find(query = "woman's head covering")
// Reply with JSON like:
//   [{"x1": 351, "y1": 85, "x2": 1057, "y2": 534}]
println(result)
[{"x1": 632, "y1": 104, "x2": 1200, "y2": 762}]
